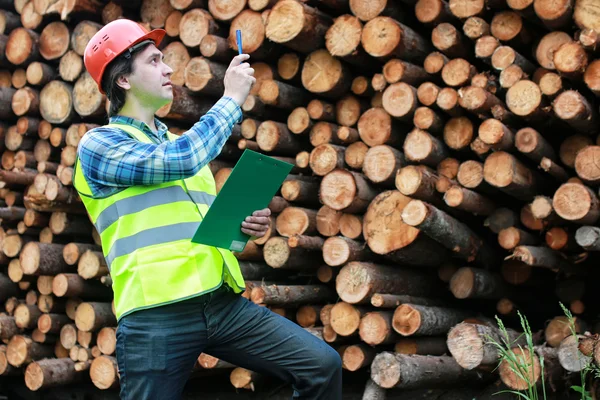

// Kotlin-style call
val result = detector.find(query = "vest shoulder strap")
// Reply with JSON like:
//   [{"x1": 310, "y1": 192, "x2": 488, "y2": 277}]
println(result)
[{"x1": 106, "y1": 122, "x2": 179, "y2": 144}]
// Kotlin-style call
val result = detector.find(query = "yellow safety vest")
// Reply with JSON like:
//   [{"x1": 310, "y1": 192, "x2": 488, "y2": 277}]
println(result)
[{"x1": 72, "y1": 122, "x2": 245, "y2": 321}]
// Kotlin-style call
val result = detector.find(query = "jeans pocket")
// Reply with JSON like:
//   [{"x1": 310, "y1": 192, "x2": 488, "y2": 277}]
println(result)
[{"x1": 122, "y1": 325, "x2": 167, "y2": 373}]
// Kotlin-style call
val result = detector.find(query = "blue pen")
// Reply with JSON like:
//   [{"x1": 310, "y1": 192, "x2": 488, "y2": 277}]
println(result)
[{"x1": 236, "y1": 30, "x2": 243, "y2": 55}]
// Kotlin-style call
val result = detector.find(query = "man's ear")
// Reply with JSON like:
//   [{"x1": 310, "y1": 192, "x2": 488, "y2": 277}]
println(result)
[{"x1": 116, "y1": 74, "x2": 130, "y2": 91}]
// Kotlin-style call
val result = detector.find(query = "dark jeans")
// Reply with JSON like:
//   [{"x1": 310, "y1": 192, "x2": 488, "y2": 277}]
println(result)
[{"x1": 115, "y1": 284, "x2": 343, "y2": 399}]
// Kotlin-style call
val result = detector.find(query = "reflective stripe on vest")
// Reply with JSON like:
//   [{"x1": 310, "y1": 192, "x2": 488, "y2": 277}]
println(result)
[{"x1": 72, "y1": 122, "x2": 245, "y2": 321}]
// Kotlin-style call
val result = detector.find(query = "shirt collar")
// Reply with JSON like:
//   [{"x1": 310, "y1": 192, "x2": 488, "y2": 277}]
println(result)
[{"x1": 109, "y1": 115, "x2": 169, "y2": 142}]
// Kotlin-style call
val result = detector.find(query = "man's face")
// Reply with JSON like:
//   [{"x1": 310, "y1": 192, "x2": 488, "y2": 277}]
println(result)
[{"x1": 125, "y1": 43, "x2": 174, "y2": 109}]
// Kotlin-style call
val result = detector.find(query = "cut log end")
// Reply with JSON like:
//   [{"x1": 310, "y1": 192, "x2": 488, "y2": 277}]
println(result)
[{"x1": 391, "y1": 304, "x2": 421, "y2": 336}]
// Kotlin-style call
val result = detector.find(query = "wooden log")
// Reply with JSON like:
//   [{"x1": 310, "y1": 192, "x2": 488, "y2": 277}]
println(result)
[
  {"x1": 39, "y1": 81, "x2": 75, "y2": 125},
  {"x1": 336, "y1": 261, "x2": 444, "y2": 305},
  {"x1": 320, "y1": 169, "x2": 378, "y2": 213},
  {"x1": 498, "y1": 227, "x2": 539, "y2": 250},
  {"x1": 250, "y1": 284, "x2": 336, "y2": 307},
  {"x1": 307, "y1": 99, "x2": 335, "y2": 122},
  {"x1": 506, "y1": 79, "x2": 552, "y2": 122},
  {"x1": 360, "y1": 17, "x2": 431, "y2": 64},
  {"x1": 74, "y1": 302, "x2": 115, "y2": 332},
  {"x1": 336, "y1": 94, "x2": 367, "y2": 127},
  {"x1": 5, "y1": 28, "x2": 40, "y2": 66},
  {"x1": 344, "y1": 141, "x2": 368, "y2": 170},
  {"x1": 357, "y1": 107, "x2": 407, "y2": 147},
  {"x1": 90, "y1": 355, "x2": 118, "y2": 390},
  {"x1": 329, "y1": 302, "x2": 368, "y2": 337},
  {"x1": 78, "y1": 250, "x2": 108, "y2": 280},
  {"x1": 553, "y1": 90, "x2": 598, "y2": 135},
  {"x1": 478, "y1": 119, "x2": 514, "y2": 151},
  {"x1": 275, "y1": 207, "x2": 317, "y2": 238},
  {"x1": 372, "y1": 294, "x2": 446, "y2": 308},
  {"x1": 301, "y1": 49, "x2": 352, "y2": 99},
  {"x1": 402, "y1": 200, "x2": 498, "y2": 268},
  {"x1": 403, "y1": 128, "x2": 448, "y2": 168},
  {"x1": 362, "y1": 145, "x2": 406, "y2": 187},
  {"x1": 511, "y1": 245, "x2": 584, "y2": 275},
  {"x1": 341, "y1": 344, "x2": 375, "y2": 372},
  {"x1": 6, "y1": 335, "x2": 53, "y2": 368},
  {"x1": 262, "y1": 236, "x2": 322, "y2": 269},
  {"x1": 447, "y1": 322, "x2": 525, "y2": 370},
  {"x1": 558, "y1": 334, "x2": 591, "y2": 372},
  {"x1": 382, "y1": 82, "x2": 419, "y2": 122},
  {"x1": 463, "y1": 16, "x2": 490, "y2": 40},
  {"x1": 309, "y1": 122, "x2": 342, "y2": 147},
  {"x1": 515, "y1": 127, "x2": 556, "y2": 163},
  {"x1": 414, "y1": 107, "x2": 445, "y2": 134},
  {"x1": 584, "y1": 59, "x2": 600, "y2": 98},
  {"x1": 264, "y1": 0, "x2": 331, "y2": 54},
  {"x1": 449, "y1": 267, "x2": 509, "y2": 300},
  {"x1": 417, "y1": 82, "x2": 440, "y2": 107},
  {"x1": 363, "y1": 190, "x2": 448, "y2": 267},
  {"x1": 287, "y1": 107, "x2": 312, "y2": 136},
  {"x1": 308, "y1": 144, "x2": 345, "y2": 177},
  {"x1": 316, "y1": 205, "x2": 342, "y2": 237},
  {"x1": 431, "y1": 23, "x2": 469, "y2": 59},
  {"x1": 553, "y1": 182, "x2": 599, "y2": 224},
  {"x1": 359, "y1": 311, "x2": 397, "y2": 346},
  {"x1": 575, "y1": 226, "x2": 600, "y2": 251},
  {"x1": 322, "y1": 236, "x2": 370, "y2": 267},
  {"x1": 393, "y1": 303, "x2": 473, "y2": 337},
  {"x1": 370, "y1": 353, "x2": 486, "y2": 389},
  {"x1": 52, "y1": 273, "x2": 111, "y2": 300},
  {"x1": 436, "y1": 87, "x2": 462, "y2": 117},
  {"x1": 483, "y1": 151, "x2": 550, "y2": 201}
]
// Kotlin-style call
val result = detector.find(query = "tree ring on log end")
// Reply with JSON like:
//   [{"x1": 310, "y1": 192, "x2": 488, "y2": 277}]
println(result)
[
  {"x1": 263, "y1": 237, "x2": 290, "y2": 268},
  {"x1": 179, "y1": 9, "x2": 214, "y2": 48},
  {"x1": 357, "y1": 108, "x2": 392, "y2": 147},
  {"x1": 457, "y1": 160, "x2": 483, "y2": 188},
  {"x1": 404, "y1": 129, "x2": 433, "y2": 162},
  {"x1": 40, "y1": 81, "x2": 73, "y2": 124},
  {"x1": 491, "y1": 11, "x2": 523, "y2": 42},
  {"x1": 499, "y1": 348, "x2": 540, "y2": 390},
  {"x1": 400, "y1": 200, "x2": 428, "y2": 227},
  {"x1": 574, "y1": 0, "x2": 600, "y2": 32},
  {"x1": 20, "y1": 242, "x2": 40, "y2": 274},
  {"x1": 449, "y1": 267, "x2": 476, "y2": 299},
  {"x1": 371, "y1": 352, "x2": 401, "y2": 388},
  {"x1": 363, "y1": 145, "x2": 398, "y2": 184},
  {"x1": 363, "y1": 191, "x2": 419, "y2": 254},
  {"x1": 323, "y1": 237, "x2": 350, "y2": 266},
  {"x1": 326, "y1": 15, "x2": 362, "y2": 57},
  {"x1": 449, "y1": 0, "x2": 485, "y2": 19},
  {"x1": 301, "y1": 49, "x2": 343, "y2": 95},
  {"x1": 553, "y1": 183, "x2": 594, "y2": 221},
  {"x1": 7, "y1": 336, "x2": 28, "y2": 367},
  {"x1": 73, "y1": 72, "x2": 104, "y2": 117},
  {"x1": 442, "y1": 59, "x2": 472, "y2": 87},
  {"x1": 392, "y1": 304, "x2": 421, "y2": 336},
  {"x1": 6, "y1": 28, "x2": 35, "y2": 65},
  {"x1": 330, "y1": 302, "x2": 361, "y2": 336},
  {"x1": 91, "y1": 356, "x2": 117, "y2": 390},
  {"x1": 24, "y1": 361, "x2": 45, "y2": 391},
  {"x1": 361, "y1": 17, "x2": 401, "y2": 58},
  {"x1": 382, "y1": 82, "x2": 415, "y2": 118},
  {"x1": 343, "y1": 345, "x2": 367, "y2": 371},
  {"x1": 265, "y1": 0, "x2": 305, "y2": 44},
  {"x1": 256, "y1": 121, "x2": 281, "y2": 152},
  {"x1": 229, "y1": 10, "x2": 265, "y2": 54},
  {"x1": 446, "y1": 323, "x2": 484, "y2": 369},
  {"x1": 483, "y1": 151, "x2": 518, "y2": 188},
  {"x1": 359, "y1": 312, "x2": 387, "y2": 346},
  {"x1": 74, "y1": 303, "x2": 95, "y2": 332},
  {"x1": 320, "y1": 169, "x2": 357, "y2": 211},
  {"x1": 506, "y1": 80, "x2": 543, "y2": 116},
  {"x1": 444, "y1": 117, "x2": 473, "y2": 150},
  {"x1": 575, "y1": 146, "x2": 600, "y2": 184}
]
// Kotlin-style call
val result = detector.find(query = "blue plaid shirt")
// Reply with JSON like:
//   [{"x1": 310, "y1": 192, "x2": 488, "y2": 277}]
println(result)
[{"x1": 77, "y1": 96, "x2": 242, "y2": 198}]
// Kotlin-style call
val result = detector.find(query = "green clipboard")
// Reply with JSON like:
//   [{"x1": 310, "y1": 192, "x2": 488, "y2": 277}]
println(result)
[{"x1": 191, "y1": 149, "x2": 294, "y2": 252}]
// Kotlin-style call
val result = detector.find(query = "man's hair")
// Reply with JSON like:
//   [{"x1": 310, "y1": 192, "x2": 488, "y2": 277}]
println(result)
[{"x1": 101, "y1": 41, "x2": 153, "y2": 117}]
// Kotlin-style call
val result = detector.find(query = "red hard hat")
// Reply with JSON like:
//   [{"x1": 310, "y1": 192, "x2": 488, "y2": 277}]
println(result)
[{"x1": 84, "y1": 19, "x2": 166, "y2": 94}]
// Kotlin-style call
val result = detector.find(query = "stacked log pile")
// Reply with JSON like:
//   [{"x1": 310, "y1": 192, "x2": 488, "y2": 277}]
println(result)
[{"x1": 1, "y1": 0, "x2": 600, "y2": 398}]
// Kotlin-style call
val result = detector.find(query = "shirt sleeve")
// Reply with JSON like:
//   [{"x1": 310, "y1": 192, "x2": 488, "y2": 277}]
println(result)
[{"x1": 77, "y1": 96, "x2": 242, "y2": 188}]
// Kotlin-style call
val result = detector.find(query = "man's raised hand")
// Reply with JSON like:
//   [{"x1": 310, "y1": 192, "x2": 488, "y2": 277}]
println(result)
[
  {"x1": 241, "y1": 208, "x2": 271, "y2": 238},
  {"x1": 223, "y1": 54, "x2": 256, "y2": 106}
]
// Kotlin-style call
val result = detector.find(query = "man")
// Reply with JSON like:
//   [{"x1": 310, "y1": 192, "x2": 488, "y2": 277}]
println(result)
[{"x1": 74, "y1": 19, "x2": 342, "y2": 400}]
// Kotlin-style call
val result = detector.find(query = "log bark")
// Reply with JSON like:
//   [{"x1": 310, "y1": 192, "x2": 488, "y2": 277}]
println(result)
[
  {"x1": 478, "y1": 119, "x2": 514, "y2": 151},
  {"x1": 20, "y1": 242, "x2": 68, "y2": 276},
  {"x1": 52, "y1": 273, "x2": 112, "y2": 300},
  {"x1": 78, "y1": 250, "x2": 108, "y2": 280},
  {"x1": 449, "y1": 267, "x2": 508, "y2": 299},
  {"x1": 262, "y1": 236, "x2": 322, "y2": 269},
  {"x1": 512, "y1": 245, "x2": 585, "y2": 275},
  {"x1": 265, "y1": 0, "x2": 331, "y2": 54},
  {"x1": 414, "y1": 107, "x2": 445, "y2": 134},
  {"x1": 199, "y1": 34, "x2": 235, "y2": 63},
  {"x1": 7, "y1": 335, "x2": 54, "y2": 368},
  {"x1": 483, "y1": 151, "x2": 550, "y2": 201},
  {"x1": 559, "y1": 334, "x2": 591, "y2": 372},
  {"x1": 155, "y1": 85, "x2": 214, "y2": 121},
  {"x1": 363, "y1": 190, "x2": 448, "y2": 267},
  {"x1": 342, "y1": 344, "x2": 376, "y2": 372},
  {"x1": 447, "y1": 322, "x2": 526, "y2": 370},
  {"x1": 431, "y1": 23, "x2": 470, "y2": 59},
  {"x1": 498, "y1": 227, "x2": 539, "y2": 250},
  {"x1": 401, "y1": 199, "x2": 498, "y2": 268},
  {"x1": 371, "y1": 294, "x2": 446, "y2": 308},
  {"x1": 336, "y1": 262, "x2": 444, "y2": 305},
  {"x1": 281, "y1": 176, "x2": 320, "y2": 206},
  {"x1": 250, "y1": 284, "x2": 336, "y2": 307},
  {"x1": 370, "y1": 353, "x2": 486, "y2": 389},
  {"x1": 515, "y1": 127, "x2": 557, "y2": 163}
]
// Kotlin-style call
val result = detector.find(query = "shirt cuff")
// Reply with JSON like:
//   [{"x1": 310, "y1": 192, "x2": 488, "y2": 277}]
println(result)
[{"x1": 214, "y1": 96, "x2": 243, "y2": 125}]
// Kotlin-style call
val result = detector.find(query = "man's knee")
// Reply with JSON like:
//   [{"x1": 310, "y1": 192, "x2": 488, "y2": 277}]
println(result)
[{"x1": 318, "y1": 344, "x2": 343, "y2": 377}]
